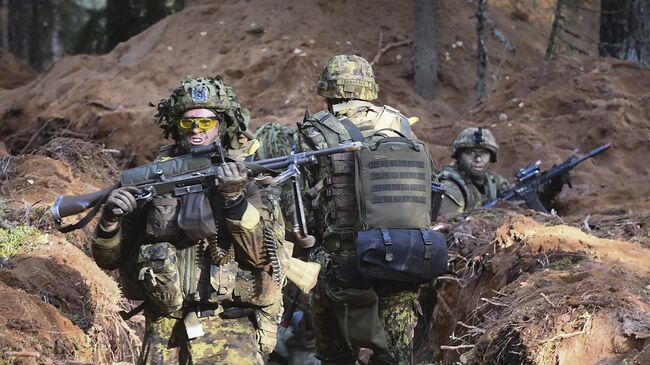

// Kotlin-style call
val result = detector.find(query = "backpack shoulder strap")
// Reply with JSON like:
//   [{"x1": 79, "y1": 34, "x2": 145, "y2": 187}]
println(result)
[
  {"x1": 300, "y1": 110, "x2": 350, "y2": 148},
  {"x1": 339, "y1": 117, "x2": 365, "y2": 142},
  {"x1": 485, "y1": 172, "x2": 499, "y2": 202},
  {"x1": 439, "y1": 166, "x2": 469, "y2": 206}
]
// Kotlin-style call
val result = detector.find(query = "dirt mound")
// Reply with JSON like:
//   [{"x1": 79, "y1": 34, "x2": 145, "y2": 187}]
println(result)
[
  {"x1": 0, "y1": 280, "x2": 90, "y2": 363},
  {"x1": 0, "y1": 48, "x2": 37, "y2": 90},
  {"x1": 424, "y1": 208, "x2": 650, "y2": 364},
  {"x1": 0, "y1": 136, "x2": 119, "y2": 205},
  {"x1": 0, "y1": 235, "x2": 140, "y2": 364},
  {"x1": 430, "y1": 57, "x2": 650, "y2": 215},
  {"x1": 0, "y1": 0, "x2": 559, "y2": 164}
]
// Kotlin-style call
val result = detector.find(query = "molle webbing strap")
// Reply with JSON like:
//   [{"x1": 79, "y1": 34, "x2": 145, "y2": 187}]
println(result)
[
  {"x1": 371, "y1": 184, "x2": 428, "y2": 192},
  {"x1": 420, "y1": 228, "x2": 432, "y2": 259},
  {"x1": 369, "y1": 160, "x2": 425, "y2": 169},
  {"x1": 370, "y1": 172, "x2": 427, "y2": 180},
  {"x1": 372, "y1": 196, "x2": 427, "y2": 204},
  {"x1": 380, "y1": 228, "x2": 393, "y2": 262}
]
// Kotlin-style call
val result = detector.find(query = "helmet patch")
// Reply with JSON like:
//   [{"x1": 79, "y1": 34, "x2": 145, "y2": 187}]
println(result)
[{"x1": 191, "y1": 86, "x2": 209, "y2": 103}]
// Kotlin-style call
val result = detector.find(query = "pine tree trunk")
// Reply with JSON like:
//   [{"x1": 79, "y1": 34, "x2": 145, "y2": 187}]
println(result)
[
  {"x1": 8, "y1": 0, "x2": 31, "y2": 62},
  {"x1": 413, "y1": 0, "x2": 438, "y2": 100},
  {"x1": 51, "y1": 0, "x2": 62, "y2": 62},
  {"x1": 599, "y1": 0, "x2": 650, "y2": 66},
  {"x1": 0, "y1": 0, "x2": 8, "y2": 49},
  {"x1": 476, "y1": 0, "x2": 488, "y2": 102}
]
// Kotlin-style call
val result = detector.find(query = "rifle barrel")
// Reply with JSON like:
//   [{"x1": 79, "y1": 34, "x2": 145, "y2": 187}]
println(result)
[
  {"x1": 574, "y1": 143, "x2": 611, "y2": 164},
  {"x1": 256, "y1": 142, "x2": 362, "y2": 168}
]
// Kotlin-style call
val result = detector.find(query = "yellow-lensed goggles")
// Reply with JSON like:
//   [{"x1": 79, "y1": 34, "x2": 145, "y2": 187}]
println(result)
[{"x1": 177, "y1": 117, "x2": 219, "y2": 132}]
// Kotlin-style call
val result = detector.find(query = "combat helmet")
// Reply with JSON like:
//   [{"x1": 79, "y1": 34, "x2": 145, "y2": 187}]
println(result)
[
  {"x1": 254, "y1": 123, "x2": 295, "y2": 160},
  {"x1": 317, "y1": 55, "x2": 378, "y2": 101},
  {"x1": 452, "y1": 127, "x2": 499, "y2": 162},
  {"x1": 154, "y1": 75, "x2": 251, "y2": 145}
]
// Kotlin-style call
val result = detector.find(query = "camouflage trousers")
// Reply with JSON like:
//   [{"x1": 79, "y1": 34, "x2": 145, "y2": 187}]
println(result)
[
  {"x1": 138, "y1": 303, "x2": 280, "y2": 365},
  {"x1": 309, "y1": 251, "x2": 421, "y2": 365}
]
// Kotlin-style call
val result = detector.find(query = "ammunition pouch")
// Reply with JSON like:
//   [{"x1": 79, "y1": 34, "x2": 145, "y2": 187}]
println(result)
[
  {"x1": 356, "y1": 228, "x2": 448, "y2": 284},
  {"x1": 326, "y1": 285, "x2": 389, "y2": 351},
  {"x1": 137, "y1": 242, "x2": 184, "y2": 314},
  {"x1": 210, "y1": 263, "x2": 279, "y2": 308},
  {"x1": 145, "y1": 196, "x2": 181, "y2": 241}
]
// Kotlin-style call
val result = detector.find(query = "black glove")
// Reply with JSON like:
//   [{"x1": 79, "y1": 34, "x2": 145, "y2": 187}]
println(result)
[
  {"x1": 102, "y1": 186, "x2": 140, "y2": 223},
  {"x1": 550, "y1": 171, "x2": 571, "y2": 192},
  {"x1": 215, "y1": 162, "x2": 249, "y2": 203}
]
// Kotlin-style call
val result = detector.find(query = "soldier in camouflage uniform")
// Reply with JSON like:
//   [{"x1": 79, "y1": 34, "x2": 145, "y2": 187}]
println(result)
[
  {"x1": 92, "y1": 76, "x2": 288, "y2": 364},
  {"x1": 438, "y1": 127, "x2": 566, "y2": 214},
  {"x1": 254, "y1": 123, "x2": 321, "y2": 365},
  {"x1": 297, "y1": 55, "x2": 425, "y2": 365}
]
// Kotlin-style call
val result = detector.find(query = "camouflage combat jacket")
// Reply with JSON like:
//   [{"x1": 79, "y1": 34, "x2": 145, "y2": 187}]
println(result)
[
  {"x1": 91, "y1": 145, "x2": 286, "y2": 313},
  {"x1": 437, "y1": 165, "x2": 511, "y2": 214}
]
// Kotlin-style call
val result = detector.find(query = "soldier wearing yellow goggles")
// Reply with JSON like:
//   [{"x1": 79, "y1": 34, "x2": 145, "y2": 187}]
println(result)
[{"x1": 177, "y1": 117, "x2": 220, "y2": 133}]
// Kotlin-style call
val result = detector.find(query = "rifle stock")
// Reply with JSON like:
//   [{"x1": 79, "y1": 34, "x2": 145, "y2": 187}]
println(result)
[{"x1": 51, "y1": 187, "x2": 113, "y2": 222}]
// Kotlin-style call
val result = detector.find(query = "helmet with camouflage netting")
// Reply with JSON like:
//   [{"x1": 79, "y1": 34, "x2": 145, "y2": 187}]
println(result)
[
  {"x1": 317, "y1": 55, "x2": 378, "y2": 101},
  {"x1": 452, "y1": 127, "x2": 499, "y2": 162},
  {"x1": 254, "y1": 123, "x2": 295, "y2": 160},
  {"x1": 154, "y1": 75, "x2": 251, "y2": 146}
]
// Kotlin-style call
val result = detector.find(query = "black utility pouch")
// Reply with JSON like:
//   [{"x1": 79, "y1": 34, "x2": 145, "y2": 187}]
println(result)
[{"x1": 356, "y1": 228, "x2": 448, "y2": 284}]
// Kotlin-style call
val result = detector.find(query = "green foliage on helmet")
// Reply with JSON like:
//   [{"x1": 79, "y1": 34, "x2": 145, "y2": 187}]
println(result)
[
  {"x1": 452, "y1": 127, "x2": 499, "y2": 162},
  {"x1": 254, "y1": 123, "x2": 295, "y2": 160},
  {"x1": 317, "y1": 55, "x2": 379, "y2": 101},
  {"x1": 154, "y1": 75, "x2": 251, "y2": 146}
]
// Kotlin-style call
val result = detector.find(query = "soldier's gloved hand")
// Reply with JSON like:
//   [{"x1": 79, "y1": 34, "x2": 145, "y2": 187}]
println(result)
[
  {"x1": 550, "y1": 171, "x2": 571, "y2": 192},
  {"x1": 216, "y1": 162, "x2": 249, "y2": 204},
  {"x1": 102, "y1": 186, "x2": 140, "y2": 223}
]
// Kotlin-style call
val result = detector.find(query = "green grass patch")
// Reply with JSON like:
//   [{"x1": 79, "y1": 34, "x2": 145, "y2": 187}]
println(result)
[
  {"x1": 0, "y1": 225, "x2": 48, "y2": 260},
  {"x1": 549, "y1": 257, "x2": 574, "y2": 271}
]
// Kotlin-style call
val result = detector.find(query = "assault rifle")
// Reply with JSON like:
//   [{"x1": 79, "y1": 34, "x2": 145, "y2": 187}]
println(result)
[
  {"x1": 483, "y1": 143, "x2": 611, "y2": 212},
  {"x1": 51, "y1": 141, "x2": 362, "y2": 233}
]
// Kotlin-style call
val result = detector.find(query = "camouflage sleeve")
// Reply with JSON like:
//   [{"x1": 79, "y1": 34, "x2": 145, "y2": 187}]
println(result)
[
  {"x1": 224, "y1": 182, "x2": 275, "y2": 272},
  {"x1": 493, "y1": 173, "x2": 512, "y2": 196},
  {"x1": 92, "y1": 211, "x2": 145, "y2": 270},
  {"x1": 437, "y1": 178, "x2": 465, "y2": 215}
]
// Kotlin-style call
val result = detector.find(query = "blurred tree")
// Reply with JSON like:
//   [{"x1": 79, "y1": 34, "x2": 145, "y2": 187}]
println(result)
[
  {"x1": 413, "y1": 0, "x2": 438, "y2": 100},
  {"x1": 8, "y1": 0, "x2": 32, "y2": 63},
  {"x1": 105, "y1": 0, "x2": 183, "y2": 52},
  {"x1": 4, "y1": 0, "x2": 184, "y2": 70},
  {"x1": 0, "y1": 0, "x2": 8, "y2": 49},
  {"x1": 599, "y1": 0, "x2": 650, "y2": 66},
  {"x1": 476, "y1": 0, "x2": 488, "y2": 102}
]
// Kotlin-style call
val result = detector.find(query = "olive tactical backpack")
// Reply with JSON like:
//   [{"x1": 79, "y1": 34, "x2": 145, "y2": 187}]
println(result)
[{"x1": 300, "y1": 109, "x2": 448, "y2": 284}]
